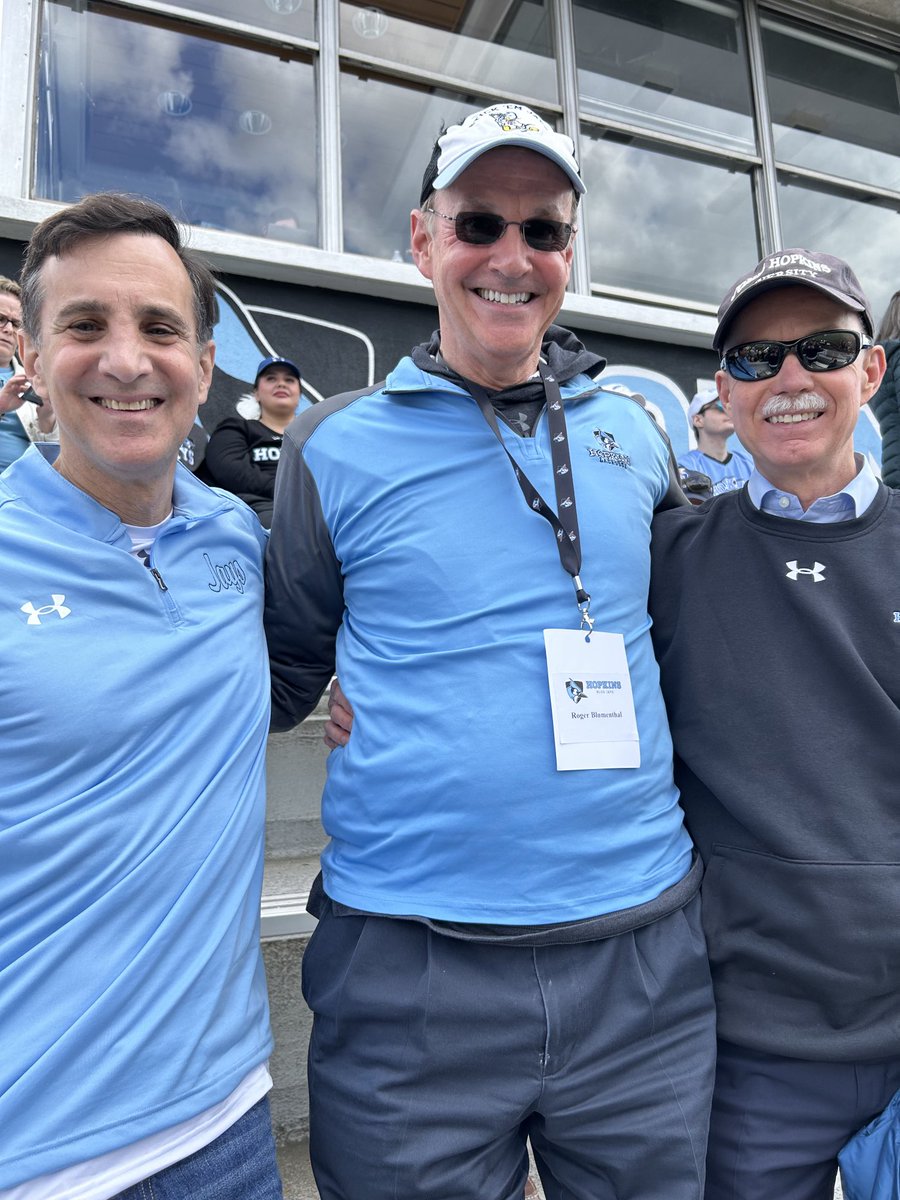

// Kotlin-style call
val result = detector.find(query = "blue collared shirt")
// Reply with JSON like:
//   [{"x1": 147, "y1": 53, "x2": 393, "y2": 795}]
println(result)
[{"x1": 747, "y1": 454, "x2": 880, "y2": 523}]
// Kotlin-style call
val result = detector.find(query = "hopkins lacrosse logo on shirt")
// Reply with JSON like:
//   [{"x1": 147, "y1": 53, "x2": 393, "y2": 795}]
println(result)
[{"x1": 586, "y1": 428, "x2": 632, "y2": 469}]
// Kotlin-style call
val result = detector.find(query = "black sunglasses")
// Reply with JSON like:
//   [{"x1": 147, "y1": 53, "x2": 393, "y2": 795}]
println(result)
[
  {"x1": 721, "y1": 329, "x2": 871, "y2": 382},
  {"x1": 427, "y1": 209, "x2": 575, "y2": 253}
]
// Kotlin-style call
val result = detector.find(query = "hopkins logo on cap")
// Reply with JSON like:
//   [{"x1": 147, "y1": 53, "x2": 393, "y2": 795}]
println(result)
[{"x1": 731, "y1": 253, "x2": 833, "y2": 302}]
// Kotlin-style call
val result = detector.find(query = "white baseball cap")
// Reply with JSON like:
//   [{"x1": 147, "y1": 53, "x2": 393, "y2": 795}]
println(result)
[
  {"x1": 688, "y1": 389, "x2": 720, "y2": 421},
  {"x1": 422, "y1": 103, "x2": 585, "y2": 203}
]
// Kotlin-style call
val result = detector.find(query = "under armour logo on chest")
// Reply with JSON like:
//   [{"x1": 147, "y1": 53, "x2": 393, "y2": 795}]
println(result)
[
  {"x1": 21, "y1": 594, "x2": 72, "y2": 624},
  {"x1": 785, "y1": 561, "x2": 826, "y2": 582}
]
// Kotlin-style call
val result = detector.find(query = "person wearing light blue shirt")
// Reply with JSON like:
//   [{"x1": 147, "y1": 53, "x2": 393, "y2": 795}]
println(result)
[
  {"x1": 1, "y1": 195, "x2": 282, "y2": 1200},
  {"x1": 678, "y1": 386, "x2": 752, "y2": 496}
]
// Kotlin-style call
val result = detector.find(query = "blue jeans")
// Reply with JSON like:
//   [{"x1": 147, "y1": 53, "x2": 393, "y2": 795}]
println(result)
[{"x1": 112, "y1": 1097, "x2": 283, "y2": 1200}]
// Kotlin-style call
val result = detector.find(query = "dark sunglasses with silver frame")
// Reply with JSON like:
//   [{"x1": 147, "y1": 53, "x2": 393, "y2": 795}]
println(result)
[
  {"x1": 721, "y1": 328, "x2": 872, "y2": 382},
  {"x1": 426, "y1": 209, "x2": 575, "y2": 253}
]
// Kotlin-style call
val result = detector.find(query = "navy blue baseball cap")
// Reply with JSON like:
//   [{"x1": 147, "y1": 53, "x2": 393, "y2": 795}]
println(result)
[{"x1": 254, "y1": 355, "x2": 301, "y2": 385}]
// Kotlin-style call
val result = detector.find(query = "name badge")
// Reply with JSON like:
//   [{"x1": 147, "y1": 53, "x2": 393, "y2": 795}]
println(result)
[{"x1": 543, "y1": 628, "x2": 640, "y2": 771}]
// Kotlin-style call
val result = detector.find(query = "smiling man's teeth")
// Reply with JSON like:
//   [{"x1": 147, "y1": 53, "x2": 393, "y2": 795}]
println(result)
[
  {"x1": 767, "y1": 412, "x2": 820, "y2": 424},
  {"x1": 97, "y1": 398, "x2": 159, "y2": 411},
  {"x1": 477, "y1": 289, "x2": 530, "y2": 305}
]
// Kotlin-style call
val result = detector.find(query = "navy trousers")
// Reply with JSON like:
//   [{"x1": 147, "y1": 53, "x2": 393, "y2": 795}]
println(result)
[
  {"x1": 706, "y1": 1040, "x2": 900, "y2": 1200},
  {"x1": 302, "y1": 894, "x2": 716, "y2": 1200}
]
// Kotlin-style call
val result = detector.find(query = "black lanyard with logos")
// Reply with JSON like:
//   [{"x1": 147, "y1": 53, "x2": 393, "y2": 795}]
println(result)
[{"x1": 464, "y1": 362, "x2": 593, "y2": 632}]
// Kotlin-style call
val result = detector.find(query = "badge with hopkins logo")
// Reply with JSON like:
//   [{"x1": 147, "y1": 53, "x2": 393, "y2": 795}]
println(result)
[
  {"x1": 543, "y1": 629, "x2": 640, "y2": 771},
  {"x1": 586, "y1": 428, "x2": 632, "y2": 468}
]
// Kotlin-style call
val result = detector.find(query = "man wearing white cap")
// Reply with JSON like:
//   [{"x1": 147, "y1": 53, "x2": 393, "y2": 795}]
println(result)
[
  {"x1": 651, "y1": 249, "x2": 899, "y2": 1199},
  {"x1": 678, "y1": 387, "x2": 752, "y2": 496},
  {"x1": 266, "y1": 103, "x2": 715, "y2": 1199}
]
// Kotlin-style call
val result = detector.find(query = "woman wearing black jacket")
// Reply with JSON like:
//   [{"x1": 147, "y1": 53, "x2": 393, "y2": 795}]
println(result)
[{"x1": 203, "y1": 355, "x2": 301, "y2": 527}]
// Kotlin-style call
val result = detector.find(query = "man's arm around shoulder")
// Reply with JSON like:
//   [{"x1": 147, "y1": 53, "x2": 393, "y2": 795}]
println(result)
[{"x1": 264, "y1": 415, "x2": 343, "y2": 731}]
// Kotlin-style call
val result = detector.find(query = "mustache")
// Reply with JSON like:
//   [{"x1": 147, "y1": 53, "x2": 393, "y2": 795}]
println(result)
[{"x1": 760, "y1": 392, "x2": 827, "y2": 419}]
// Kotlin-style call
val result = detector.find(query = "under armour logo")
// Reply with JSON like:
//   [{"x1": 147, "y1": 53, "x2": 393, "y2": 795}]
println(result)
[
  {"x1": 893, "y1": 612, "x2": 900, "y2": 623},
  {"x1": 785, "y1": 561, "x2": 826, "y2": 582},
  {"x1": 21, "y1": 594, "x2": 72, "y2": 624}
]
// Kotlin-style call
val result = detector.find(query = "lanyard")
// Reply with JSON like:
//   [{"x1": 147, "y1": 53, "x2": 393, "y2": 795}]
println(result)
[{"x1": 464, "y1": 362, "x2": 594, "y2": 632}]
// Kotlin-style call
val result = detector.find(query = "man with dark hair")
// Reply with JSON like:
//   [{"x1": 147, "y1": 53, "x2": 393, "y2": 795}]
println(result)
[
  {"x1": 266, "y1": 103, "x2": 714, "y2": 1200},
  {"x1": 0, "y1": 193, "x2": 282, "y2": 1199},
  {"x1": 651, "y1": 249, "x2": 900, "y2": 1200}
]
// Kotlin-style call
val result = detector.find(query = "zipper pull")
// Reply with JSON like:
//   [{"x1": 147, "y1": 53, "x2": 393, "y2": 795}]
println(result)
[{"x1": 150, "y1": 567, "x2": 168, "y2": 592}]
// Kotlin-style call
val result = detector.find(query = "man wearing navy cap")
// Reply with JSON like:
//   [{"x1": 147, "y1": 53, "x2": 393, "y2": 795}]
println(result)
[
  {"x1": 651, "y1": 249, "x2": 899, "y2": 1200},
  {"x1": 266, "y1": 102, "x2": 714, "y2": 1199},
  {"x1": 204, "y1": 355, "x2": 301, "y2": 527}
]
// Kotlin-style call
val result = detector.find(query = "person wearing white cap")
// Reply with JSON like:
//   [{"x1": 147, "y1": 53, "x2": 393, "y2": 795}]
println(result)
[
  {"x1": 651, "y1": 248, "x2": 898, "y2": 1200},
  {"x1": 678, "y1": 387, "x2": 752, "y2": 496},
  {"x1": 265, "y1": 102, "x2": 714, "y2": 1199}
]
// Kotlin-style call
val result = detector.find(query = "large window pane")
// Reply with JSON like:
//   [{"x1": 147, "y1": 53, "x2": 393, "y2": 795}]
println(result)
[
  {"x1": 340, "y1": 1, "x2": 557, "y2": 105},
  {"x1": 169, "y1": 0, "x2": 315, "y2": 40},
  {"x1": 340, "y1": 73, "x2": 528, "y2": 259},
  {"x1": 580, "y1": 129, "x2": 759, "y2": 305},
  {"x1": 778, "y1": 179, "x2": 900, "y2": 330},
  {"x1": 574, "y1": 0, "x2": 754, "y2": 153},
  {"x1": 763, "y1": 18, "x2": 900, "y2": 193},
  {"x1": 35, "y1": 1, "x2": 318, "y2": 241}
]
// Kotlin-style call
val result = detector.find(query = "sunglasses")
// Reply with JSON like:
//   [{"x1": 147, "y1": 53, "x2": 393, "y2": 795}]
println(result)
[
  {"x1": 427, "y1": 209, "x2": 575, "y2": 252},
  {"x1": 701, "y1": 400, "x2": 725, "y2": 415},
  {"x1": 721, "y1": 329, "x2": 871, "y2": 382}
]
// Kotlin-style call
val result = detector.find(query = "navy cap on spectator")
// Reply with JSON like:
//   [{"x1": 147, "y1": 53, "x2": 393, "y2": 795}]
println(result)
[{"x1": 254, "y1": 356, "x2": 301, "y2": 386}]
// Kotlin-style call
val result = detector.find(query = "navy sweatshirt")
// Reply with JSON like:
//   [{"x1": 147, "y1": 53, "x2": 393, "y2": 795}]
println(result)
[{"x1": 650, "y1": 485, "x2": 900, "y2": 1061}]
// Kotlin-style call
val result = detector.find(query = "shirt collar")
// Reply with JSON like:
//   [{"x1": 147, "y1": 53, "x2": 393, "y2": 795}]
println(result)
[{"x1": 748, "y1": 453, "x2": 880, "y2": 523}]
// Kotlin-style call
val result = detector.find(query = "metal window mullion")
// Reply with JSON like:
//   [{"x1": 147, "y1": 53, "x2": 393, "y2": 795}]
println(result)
[
  {"x1": 742, "y1": 0, "x2": 782, "y2": 252},
  {"x1": 551, "y1": 0, "x2": 591, "y2": 296},
  {"x1": 317, "y1": 0, "x2": 342, "y2": 253}
]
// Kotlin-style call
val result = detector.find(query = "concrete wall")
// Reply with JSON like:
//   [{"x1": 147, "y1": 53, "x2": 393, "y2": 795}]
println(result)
[{"x1": 262, "y1": 706, "x2": 330, "y2": 1145}]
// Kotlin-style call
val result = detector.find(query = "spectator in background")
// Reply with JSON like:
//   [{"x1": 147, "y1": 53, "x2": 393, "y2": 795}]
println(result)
[
  {"x1": 868, "y1": 289, "x2": 900, "y2": 487},
  {"x1": 0, "y1": 276, "x2": 56, "y2": 470},
  {"x1": 678, "y1": 386, "x2": 752, "y2": 496},
  {"x1": 203, "y1": 355, "x2": 301, "y2": 527}
]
